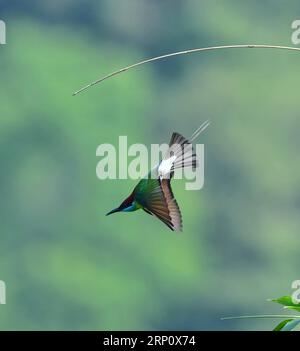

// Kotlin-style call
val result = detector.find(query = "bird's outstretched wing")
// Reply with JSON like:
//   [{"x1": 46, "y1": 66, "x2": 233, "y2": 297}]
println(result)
[
  {"x1": 161, "y1": 178, "x2": 182, "y2": 231},
  {"x1": 134, "y1": 122, "x2": 209, "y2": 231},
  {"x1": 135, "y1": 177, "x2": 182, "y2": 231},
  {"x1": 158, "y1": 120, "x2": 210, "y2": 179}
]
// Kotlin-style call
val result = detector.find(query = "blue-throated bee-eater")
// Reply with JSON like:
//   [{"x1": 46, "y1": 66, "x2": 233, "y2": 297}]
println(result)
[{"x1": 106, "y1": 121, "x2": 209, "y2": 231}]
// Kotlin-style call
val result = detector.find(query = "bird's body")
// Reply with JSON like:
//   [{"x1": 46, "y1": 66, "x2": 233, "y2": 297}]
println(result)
[{"x1": 106, "y1": 121, "x2": 209, "y2": 231}]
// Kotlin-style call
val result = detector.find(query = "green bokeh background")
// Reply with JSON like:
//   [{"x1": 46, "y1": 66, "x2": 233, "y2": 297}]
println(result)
[{"x1": 0, "y1": 0, "x2": 299, "y2": 330}]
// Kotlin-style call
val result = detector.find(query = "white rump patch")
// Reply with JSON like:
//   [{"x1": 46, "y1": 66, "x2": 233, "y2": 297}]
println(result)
[{"x1": 158, "y1": 155, "x2": 177, "y2": 178}]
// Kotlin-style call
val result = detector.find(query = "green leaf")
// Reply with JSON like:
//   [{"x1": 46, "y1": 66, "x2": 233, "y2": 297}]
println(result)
[
  {"x1": 284, "y1": 306, "x2": 300, "y2": 312},
  {"x1": 280, "y1": 319, "x2": 300, "y2": 331},
  {"x1": 273, "y1": 319, "x2": 294, "y2": 331},
  {"x1": 270, "y1": 296, "x2": 300, "y2": 311}
]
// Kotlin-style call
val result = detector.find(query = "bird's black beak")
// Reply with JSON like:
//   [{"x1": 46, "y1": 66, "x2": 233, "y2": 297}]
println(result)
[{"x1": 106, "y1": 207, "x2": 121, "y2": 216}]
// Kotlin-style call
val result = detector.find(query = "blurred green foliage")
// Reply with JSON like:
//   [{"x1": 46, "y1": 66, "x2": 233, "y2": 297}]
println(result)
[
  {"x1": 223, "y1": 295, "x2": 300, "y2": 331},
  {"x1": 0, "y1": 1, "x2": 300, "y2": 330}
]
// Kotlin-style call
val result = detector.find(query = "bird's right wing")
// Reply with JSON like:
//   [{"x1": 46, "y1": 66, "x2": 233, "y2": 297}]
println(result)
[{"x1": 161, "y1": 179, "x2": 182, "y2": 231}]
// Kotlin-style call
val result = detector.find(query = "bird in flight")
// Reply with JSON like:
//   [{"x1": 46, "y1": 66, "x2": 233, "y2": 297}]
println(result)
[{"x1": 106, "y1": 121, "x2": 209, "y2": 231}]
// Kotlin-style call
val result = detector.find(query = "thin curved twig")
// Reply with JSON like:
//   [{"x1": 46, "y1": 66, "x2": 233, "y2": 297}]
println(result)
[
  {"x1": 221, "y1": 315, "x2": 300, "y2": 320},
  {"x1": 73, "y1": 44, "x2": 300, "y2": 96}
]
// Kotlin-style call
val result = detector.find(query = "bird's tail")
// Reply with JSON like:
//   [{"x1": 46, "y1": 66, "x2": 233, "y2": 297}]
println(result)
[
  {"x1": 190, "y1": 120, "x2": 210, "y2": 142},
  {"x1": 158, "y1": 120, "x2": 210, "y2": 178}
]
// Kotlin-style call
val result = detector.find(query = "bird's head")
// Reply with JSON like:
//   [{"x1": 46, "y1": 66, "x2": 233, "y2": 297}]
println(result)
[{"x1": 106, "y1": 193, "x2": 135, "y2": 216}]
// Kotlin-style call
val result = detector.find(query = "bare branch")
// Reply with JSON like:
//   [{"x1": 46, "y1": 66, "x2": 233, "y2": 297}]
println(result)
[
  {"x1": 221, "y1": 315, "x2": 300, "y2": 320},
  {"x1": 73, "y1": 44, "x2": 300, "y2": 96}
]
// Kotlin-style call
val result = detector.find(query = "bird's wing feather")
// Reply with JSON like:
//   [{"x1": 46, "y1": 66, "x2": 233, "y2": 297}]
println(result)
[
  {"x1": 143, "y1": 208, "x2": 153, "y2": 215},
  {"x1": 135, "y1": 177, "x2": 181, "y2": 231},
  {"x1": 161, "y1": 179, "x2": 182, "y2": 231}
]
